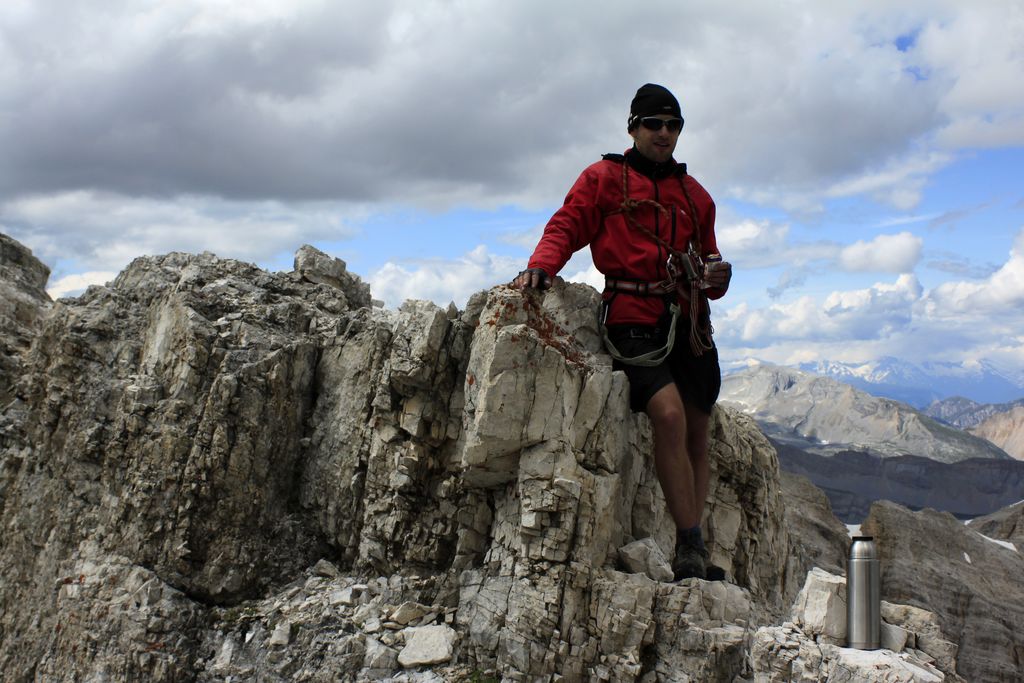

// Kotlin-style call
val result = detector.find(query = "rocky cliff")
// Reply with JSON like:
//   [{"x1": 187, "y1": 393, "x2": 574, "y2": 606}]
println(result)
[
  {"x1": 0, "y1": 234, "x2": 1006, "y2": 681},
  {"x1": 0, "y1": 234, "x2": 51, "y2": 405}
]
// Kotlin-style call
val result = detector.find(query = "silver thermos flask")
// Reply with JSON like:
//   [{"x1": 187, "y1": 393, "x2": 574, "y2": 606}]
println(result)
[{"x1": 847, "y1": 535, "x2": 880, "y2": 649}]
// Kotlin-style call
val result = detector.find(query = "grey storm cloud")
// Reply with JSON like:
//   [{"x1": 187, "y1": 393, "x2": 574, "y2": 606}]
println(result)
[
  {"x1": 0, "y1": 1, "x2": 641, "y2": 205},
  {"x1": 0, "y1": 1, "x2": 957, "y2": 209}
]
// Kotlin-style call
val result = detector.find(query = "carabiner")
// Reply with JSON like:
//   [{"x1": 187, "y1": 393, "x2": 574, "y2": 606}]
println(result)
[{"x1": 665, "y1": 254, "x2": 680, "y2": 285}]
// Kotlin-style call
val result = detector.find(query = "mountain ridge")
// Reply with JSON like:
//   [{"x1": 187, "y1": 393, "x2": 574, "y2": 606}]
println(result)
[
  {"x1": 720, "y1": 362, "x2": 1011, "y2": 463},
  {"x1": 924, "y1": 394, "x2": 1024, "y2": 428},
  {"x1": 772, "y1": 440, "x2": 1024, "y2": 522}
]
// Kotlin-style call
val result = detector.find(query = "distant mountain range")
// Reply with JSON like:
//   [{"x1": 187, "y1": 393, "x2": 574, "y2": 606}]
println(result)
[
  {"x1": 795, "y1": 357, "x2": 1024, "y2": 407},
  {"x1": 720, "y1": 363, "x2": 1024, "y2": 520},
  {"x1": 720, "y1": 363, "x2": 1011, "y2": 463}
]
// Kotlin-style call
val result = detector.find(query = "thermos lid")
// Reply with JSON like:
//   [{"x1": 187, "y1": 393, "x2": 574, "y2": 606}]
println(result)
[{"x1": 850, "y1": 536, "x2": 877, "y2": 559}]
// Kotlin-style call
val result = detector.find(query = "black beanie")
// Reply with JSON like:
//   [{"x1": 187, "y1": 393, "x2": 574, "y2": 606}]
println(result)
[{"x1": 628, "y1": 83, "x2": 682, "y2": 130}]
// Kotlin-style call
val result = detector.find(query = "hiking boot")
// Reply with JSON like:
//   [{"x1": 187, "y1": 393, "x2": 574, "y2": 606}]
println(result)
[{"x1": 672, "y1": 541, "x2": 707, "y2": 581}]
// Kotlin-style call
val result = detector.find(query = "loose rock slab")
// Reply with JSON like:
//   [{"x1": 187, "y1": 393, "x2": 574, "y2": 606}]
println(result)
[
  {"x1": 618, "y1": 537, "x2": 674, "y2": 582},
  {"x1": 398, "y1": 624, "x2": 458, "y2": 668}
]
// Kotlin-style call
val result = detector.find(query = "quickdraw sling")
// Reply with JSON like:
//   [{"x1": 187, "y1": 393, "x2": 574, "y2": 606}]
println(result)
[{"x1": 601, "y1": 159, "x2": 714, "y2": 364}]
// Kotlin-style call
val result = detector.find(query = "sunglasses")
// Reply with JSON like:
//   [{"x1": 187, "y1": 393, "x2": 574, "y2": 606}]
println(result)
[{"x1": 639, "y1": 117, "x2": 684, "y2": 133}]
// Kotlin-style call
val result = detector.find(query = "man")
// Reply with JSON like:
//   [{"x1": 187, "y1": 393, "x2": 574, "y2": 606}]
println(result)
[{"x1": 512, "y1": 83, "x2": 732, "y2": 581}]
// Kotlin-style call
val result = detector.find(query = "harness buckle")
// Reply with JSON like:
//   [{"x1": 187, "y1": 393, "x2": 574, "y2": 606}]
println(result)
[{"x1": 665, "y1": 254, "x2": 681, "y2": 286}]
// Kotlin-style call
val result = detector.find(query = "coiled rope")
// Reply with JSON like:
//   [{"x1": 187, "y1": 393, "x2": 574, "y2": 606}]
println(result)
[{"x1": 607, "y1": 161, "x2": 714, "y2": 356}]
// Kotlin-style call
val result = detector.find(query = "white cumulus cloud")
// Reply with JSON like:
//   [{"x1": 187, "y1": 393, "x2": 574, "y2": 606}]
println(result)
[
  {"x1": 369, "y1": 245, "x2": 521, "y2": 309},
  {"x1": 838, "y1": 232, "x2": 923, "y2": 273},
  {"x1": 716, "y1": 232, "x2": 1024, "y2": 370},
  {"x1": 716, "y1": 219, "x2": 840, "y2": 269},
  {"x1": 566, "y1": 262, "x2": 604, "y2": 292},
  {"x1": 718, "y1": 274, "x2": 922, "y2": 346},
  {"x1": 925, "y1": 227, "x2": 1024, "y2": 316},
  {"x1": 47, "y1": 271, "x2": 119, "y2": 299},
  {"x1": 2, "y1": 190, "x2": 358, "y2": 274}
]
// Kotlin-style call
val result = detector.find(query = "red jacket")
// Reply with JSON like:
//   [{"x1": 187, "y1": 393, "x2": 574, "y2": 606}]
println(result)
[{"x1": 528, "y1": 150, "x2": 723, "y2": 326}]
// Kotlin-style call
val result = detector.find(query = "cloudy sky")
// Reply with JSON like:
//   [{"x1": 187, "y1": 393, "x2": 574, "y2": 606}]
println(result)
[{"x1": 2, "y1": 0, "x2": 1023, "y2": 374}]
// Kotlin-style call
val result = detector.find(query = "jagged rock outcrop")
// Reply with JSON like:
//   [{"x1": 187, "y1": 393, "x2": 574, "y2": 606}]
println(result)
[
  {"x1": 0, "y1": 234, "x2": 1011, "y2": 682},
  {"x1": 863, "y1": 501, "x2": 1024, "y2": 682},
  {"x1": 749, "y1": 568, "x2": 964, "y2": 682},
  {"x1": 0, "y1": 240, "x2": 790, "y2": 681},
  {"x1": 0, "y1": 235, "x2": 52, "y2": 533},
  {"x1": 721, "y1": 364, "x2": 1011, "y2": 463},
  {"x1": 0, "y1": 234, "x2": 51, "y2": 405}
]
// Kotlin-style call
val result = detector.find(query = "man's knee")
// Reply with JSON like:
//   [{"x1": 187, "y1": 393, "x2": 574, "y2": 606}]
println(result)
[{"x1": 646, "y1": 397, "x2": 685, "y2": 430}]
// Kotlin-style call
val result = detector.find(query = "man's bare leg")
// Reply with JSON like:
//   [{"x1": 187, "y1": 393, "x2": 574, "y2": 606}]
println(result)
[
  {"x1": 647, "y1": 383, "x2": 717, "y2": 580},
  {"x1": 645, "y1": 383, "x2": 698, "y2": 529},
  {"x1": 683, "y1": 400, "x2": 711, "y2": 526}
]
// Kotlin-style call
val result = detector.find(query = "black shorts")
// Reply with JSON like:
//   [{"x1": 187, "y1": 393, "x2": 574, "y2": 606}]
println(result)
[{"x1": 606, "y1": 321, "x2": 721, "y2": 415}]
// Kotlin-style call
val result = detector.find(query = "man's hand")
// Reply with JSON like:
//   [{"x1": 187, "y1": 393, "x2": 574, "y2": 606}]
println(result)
[
  {"x1": 704, "y1": 260, "x2": 732, "y2": 292},
  {"x1": 512, "y1": 267, "x2": 552, "y2": 290}
]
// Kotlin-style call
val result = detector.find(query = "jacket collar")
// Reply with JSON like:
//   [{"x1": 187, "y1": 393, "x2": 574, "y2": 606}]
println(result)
[{"x1": 625, "y1": 146, "x2": 687, "y2": 179}]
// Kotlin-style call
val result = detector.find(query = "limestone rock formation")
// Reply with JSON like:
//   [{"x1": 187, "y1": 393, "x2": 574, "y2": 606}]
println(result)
[
  {"x1": 0, "y1": 239, "x2": 789, "y2": 681},
  {"x1": 0, "y1": 234, "x2": 51, "y2": 405},
  {"x1": 749, "y1": 568, "x2": 964, "y2": 682},
  {"x1": 0, "y1": 233, "x2": 1014, "y2": 682},
  {"x1": 863, "y1": 501, "x2": 1024, "y2": 682}
]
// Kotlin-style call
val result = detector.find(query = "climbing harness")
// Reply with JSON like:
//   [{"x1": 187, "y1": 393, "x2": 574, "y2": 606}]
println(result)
[{"x1": 601, "y1": 159, "x2": 715, "y2": 363}]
